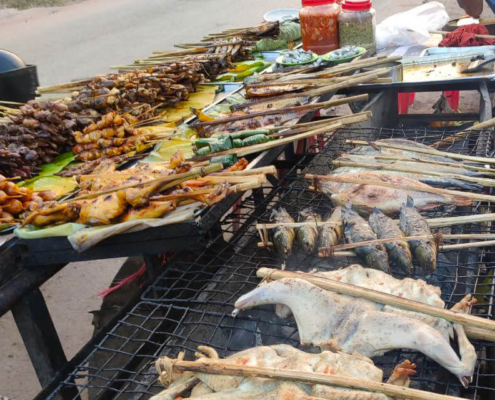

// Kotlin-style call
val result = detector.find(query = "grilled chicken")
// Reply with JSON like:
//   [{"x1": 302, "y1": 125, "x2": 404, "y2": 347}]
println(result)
[
  {"x1": 121, "y1": 200, "x2": 176, "y2": 222},
  {"x1": 153, "y1": 345, "x2": 415, "y2": 400},
  {"x1": 234, "y1": 278, "x2": 476, "y2": 387},
  {"x1": 78, "y1": 191, "x2": 127, "y2": 225}
]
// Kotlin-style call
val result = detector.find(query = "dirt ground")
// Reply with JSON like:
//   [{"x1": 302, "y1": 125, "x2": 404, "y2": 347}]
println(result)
[{"x1": 0, "y1": 0, "x2": 492, "y2": 398}]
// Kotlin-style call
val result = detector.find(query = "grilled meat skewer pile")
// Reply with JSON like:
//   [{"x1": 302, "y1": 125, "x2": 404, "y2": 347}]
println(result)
[
  {"x1": 68, "y1": 62, "x2": 206, "y2": 115},
  {"x1": 1, "y1": 100, "x2": 78, "y2": 178},
  {"x1": 71, "y1": 111, "x2": 151, "y2": 161}
]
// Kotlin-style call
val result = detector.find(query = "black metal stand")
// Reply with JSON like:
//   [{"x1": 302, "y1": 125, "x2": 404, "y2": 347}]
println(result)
[{"x1": 11, "y1": 288, "x2": 67, "y2": 387}]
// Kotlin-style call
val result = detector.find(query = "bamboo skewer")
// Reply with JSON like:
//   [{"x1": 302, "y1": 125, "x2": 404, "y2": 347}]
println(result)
[
  {"x1": 257, "y1": 213, "x2": 495, "y2": 231},
  {"x1": 194, "y1": 94, "x2": 369, "y2": 128},
  {"x1": 347, "y1": 139, "x2": 495, "y2": 165},
  {"x1": 303, "y1": 69, "x2": 389, "y2": 98},
  {"x1": 236, "y1": 122, "x2": 344, "y2": 158},
  {"x1": 151, "y1": 180, "x2": 263, "y2": 202},
  {"x1": 268, "y1": 112, "x2": 372, "y2": 138},
  {"x1": 163, "y1": 359, "x2": 465, "y2": 400},
  {"x1": 215, "y1": 166, "x2": 276, "y2": 176},
  {"x1": 66, "y1": 163, "x2": 223, "y2": 203},
  {"x1": 256, "y1": 268, "x2": 495, "y2": 340},
  {"x1": 430, "y1": 117, "x2": 495, "y2": 148},
  {"x1": 370, "y1": 154, "x2": 495, "y2": 175},
  {"x1": 332, "y1": 159, "x2": 495, "y2": 187},
  {"x1": 192, "y1": 121, "x2": 344, "y2": 161},
  {"x1": 322, "y1": 233, "x2": 495, "y2": 252},
  {"x1": 307, "y1": 173, "x2": 495, "y2": 203}
]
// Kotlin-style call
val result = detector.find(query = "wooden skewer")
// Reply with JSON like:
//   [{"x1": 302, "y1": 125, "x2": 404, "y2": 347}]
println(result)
[
  {"x1": 66, "y1": 163, "x2": 223, "y2": 203},
  {"x1": 430, "y1": 117, "x2": 495, "y2": 148},
  {"x1": 430, "y1": 30, "x2": 495, "y2": 40},
  {"x1": 303, "y1": 70, "x2": 389, "y2": 98},
  {"x1": 256, "y1": 268, "x2": 495, "y2": 338},
  {"x1": 215, "y1": 166, "x2": 276, "y2": 176},
  {"x1": 165, "y1": 359, "x2": 465, "y2": 400},
  {"x1": 306, "y1": 173, "x2": 495, "y2": 203},
  {"x1": 332, "y1": 159, "x2": 495, "y2": 187},
  {"x1": 305, "y1": 174, "x2": 495, "y2": 202},
  {"x1": 257, "y1": 213, "x2": 495, "y2": 231},
  {"x1": 347, "y1": 139, "x2": 495, "y2": 165},
  {"x1": 192, "y1": 121, "x2": 344, "y2": 161},
  {"x1": 256, "y1": 221, "x2": 340, "y2": 230},
  {"x1": 236, "y1": 122, "x2": 344, "y2": 158},
  {"x1": 370, "y1": 155, "x2": 495, "y2": 175},
  {"x1": 324, "y1": 233, "x2": 495, "y2": 252},
  {"x1": 268, "y1": 112, "x2": 372, "y2": 138},
  {"x1": 426, "y1": 212, "x2": 495, "y2": 227},
  {"x1": 195, "y1": 175, "x2": 267, "y2": 184},
  {"x1": 194, "y1": 94, "x2": 369, "y2": 127}
]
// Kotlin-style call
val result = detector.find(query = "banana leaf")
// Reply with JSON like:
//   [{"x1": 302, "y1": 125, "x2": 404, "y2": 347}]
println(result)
[
  {"x1": 25, "y1": 176, "x2": 78, "y2": 198},
  {"x1": 160, "y1": 85, "x2": 218, "y2": 123},
  {"x1": 145, "y1": 138, "x2": 194, "y2": 163}
]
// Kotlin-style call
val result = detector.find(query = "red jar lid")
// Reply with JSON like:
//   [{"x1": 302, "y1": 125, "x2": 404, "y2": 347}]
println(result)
[
  {"x1": 342, "y1": 0, "x2": 372, "y2": 10},
  {"x1": 302, "y1": 0, "x2": 337, "y2": 6}
]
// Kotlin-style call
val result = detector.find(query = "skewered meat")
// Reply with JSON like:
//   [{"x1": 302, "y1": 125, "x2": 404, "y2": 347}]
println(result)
[
  {"x1": 270, "y1": 208, "x2": 295, "y2": 258},
  {"x1": 153, "y1": 344, "x2": 414, "y2": 400},
  {"x1": 234, "y1": 278, "x2": 476, "y2": 387},
  {"x1": 295, "y1": 208, "x2": 320, "y2": 254},
  {"x1": 276, "y1": 264, "x2": 453, "y2": 340},
  {"x1": 341, "y1": 203, "x2": 389, "y2": 273},
  {"x1": 368, "y1": 208, "x2": 413, "y2": 274},
  {"x1": 78, "y1": 191, "x2": 127, "y2": 225},
  {"x1": 0, "y1": 100, "x2": 77, "y2": 178},
  {"x1": 400, "y1": 196, "x2": 437, "y2": 273},
  {"x1": 329, "y1": 165, "x2": 481, "y2": 191},
  {"x1": 317, "y1": 207, "x2": 342, "y2": 256},
  {"x1": 320, "y1": 171, "x2": 472, "y2": 217},
  {"x1": 121, "y1": 200, "x2": 176, "y2": 222}
]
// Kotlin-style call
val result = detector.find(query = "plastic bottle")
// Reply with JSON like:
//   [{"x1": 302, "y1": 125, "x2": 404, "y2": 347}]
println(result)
[
  {"x1": 300, "y1": 0, "x2": 341, "y2": 55},
  {"x1": 338, "y1": 0, "x2": 376, "y2": 53}
]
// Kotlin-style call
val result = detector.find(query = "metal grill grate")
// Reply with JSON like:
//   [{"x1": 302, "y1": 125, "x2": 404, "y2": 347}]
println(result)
[{"x1": 48, "y1": 127, "x2": 495, "y2": 400}]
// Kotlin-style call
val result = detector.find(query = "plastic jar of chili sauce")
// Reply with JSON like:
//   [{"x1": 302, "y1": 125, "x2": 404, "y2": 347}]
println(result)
[{"x1": 300, "y1": 0, "x2": 341, "y2": 55}]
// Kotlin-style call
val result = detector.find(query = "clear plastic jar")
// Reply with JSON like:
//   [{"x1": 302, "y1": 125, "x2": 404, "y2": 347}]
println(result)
[
  {"x1": 300, "y1": 0, "x2": 340, "y2": 55},
  {"x1": 338, "y1": 0, "x2": 376, "y2": 54}
]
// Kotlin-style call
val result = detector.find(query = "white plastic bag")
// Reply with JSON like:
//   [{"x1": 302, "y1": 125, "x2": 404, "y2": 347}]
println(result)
[{"x1": 376, "y1": 2, "x2": 450, "y2": 48}]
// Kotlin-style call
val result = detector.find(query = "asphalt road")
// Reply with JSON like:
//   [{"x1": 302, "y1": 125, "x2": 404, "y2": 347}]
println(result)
[{"x1": 0, "y1": 0, "x2": 488, "y2": 398}]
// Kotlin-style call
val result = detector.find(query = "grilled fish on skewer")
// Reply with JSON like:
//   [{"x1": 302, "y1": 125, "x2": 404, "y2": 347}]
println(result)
[
  {"x1": 234, "y1": 278, "x2": 477, "y2": 387},
  {"x1": 317, "y1": 207, "x2": 342, "y2": 255},
  {"x1": 349, "y1": 143, "x2": 457, "y2": 164},
  {"x1": 400, "y1": 196, "x2": 437, "y2": 273},
  {"x1": 332, "y1": 161, "x2": 482, "y2": 190},
  {"x1": 336, "y1": 154, "x2": 485, "y2": 177},
  {"x1": 296, "y1": 208, "x2": 321, "y2": 254},
  {"x1": 341, "y1": 203, "x2": 389, "y2": 272},
  {"x1": 325, "y1": 172, "x2": 472, "y2": 217},
  {"x1": 369, "y1": 208, "x2": 413, "y2": 274},
  {"x1": 270, "y1": 208, "x2": 295, "y2": 258}
]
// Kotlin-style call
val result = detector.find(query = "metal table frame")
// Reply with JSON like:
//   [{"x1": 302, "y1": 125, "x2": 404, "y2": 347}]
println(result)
[{"x1": 2, "y1": 75, "x2": 494, "y2": 396}]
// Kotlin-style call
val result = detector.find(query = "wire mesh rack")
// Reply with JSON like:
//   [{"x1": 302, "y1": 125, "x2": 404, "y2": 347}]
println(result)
[{"x1": 48, "y1": 127, "x2": 495, "y2": 400}]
